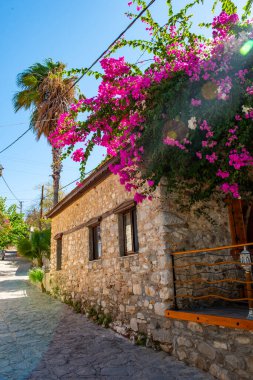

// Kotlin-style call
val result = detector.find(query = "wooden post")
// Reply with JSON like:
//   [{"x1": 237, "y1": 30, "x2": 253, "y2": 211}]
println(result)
[
  {"x1": 171, "y1": 254, "x2": 178, "y2": 310},
  {"x1": 39, "y1": 185, "x2": 44, "y2": 231},
  {"x1": 245, "y1": 271, "x2": 253, "y2": 319},
  {"x1": 240, "y1": 246, "x2": 253, "y2": 320}
]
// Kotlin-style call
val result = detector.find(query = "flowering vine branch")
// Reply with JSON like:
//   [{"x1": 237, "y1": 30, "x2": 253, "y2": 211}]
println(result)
[{"x1": 50, "y1": 0, "x2": 253, "y2": 205}]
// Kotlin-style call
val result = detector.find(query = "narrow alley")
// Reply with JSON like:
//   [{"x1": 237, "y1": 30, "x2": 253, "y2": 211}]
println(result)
[{"x1": 0, "y1": 255, "x2": 213, "y2": 380}]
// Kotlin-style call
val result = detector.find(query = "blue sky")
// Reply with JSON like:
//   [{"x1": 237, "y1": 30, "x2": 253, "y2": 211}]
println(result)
[{"x1": 0, "y1": 0, "x2": 248, "y2": 213}]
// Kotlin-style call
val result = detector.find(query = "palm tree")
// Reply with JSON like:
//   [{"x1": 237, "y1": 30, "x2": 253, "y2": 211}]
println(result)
[
  {"x1": 13, "y1": 59, "x2": 76, "y2": 205},
  {"x1": 17, "y1": 228, "x2": 51, "y2": 268}
]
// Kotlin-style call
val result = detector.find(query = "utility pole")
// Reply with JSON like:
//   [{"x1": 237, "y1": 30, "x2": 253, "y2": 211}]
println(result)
[
  {"x1": 39, "y1": 185, "x2": 44, "y2": 231},
  {"x1": 19, "y1": 201, "x2": 23, "y2": 215}
]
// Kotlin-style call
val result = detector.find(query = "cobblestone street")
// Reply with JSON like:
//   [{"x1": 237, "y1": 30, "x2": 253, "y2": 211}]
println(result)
[{"x1": 0, "y1": 256, "x2": 213, "y2": 380}]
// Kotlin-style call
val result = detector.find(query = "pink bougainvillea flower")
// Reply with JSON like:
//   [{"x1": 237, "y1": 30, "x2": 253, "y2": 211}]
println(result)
[
  {"x1": 164, "y1": 137, "x2": 186, "y2": 150},
  {"x1": 134, "y1": 192, "x2": 146, "y2": 203},
  {"x1": 71, "y1": 148, "x2": 85, "y2": 162},
  {"x1": 206, "y1": 152, "x2": 218, "y2": 163},
  {"x1": 220, "y1": 183, "x2": 240, "y2": 198},
  {"x1": 246, "y1": 86, "x2": 253, "y2": 95},
  {"x1": 147, "y1": 180, "x2": 155, "y2": 187},
  {"x1": 216, "y1": 169, "x2": 229, "y2": 179},
  {"x1": 191, "y1": 98, "x2": 202, "y2": 106}
]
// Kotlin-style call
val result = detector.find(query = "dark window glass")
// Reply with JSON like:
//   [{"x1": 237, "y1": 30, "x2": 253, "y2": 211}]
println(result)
[
  {"x1": 56, "y1": 238, "x2": 62, "y2": 270},
  {"x1": 121, "y1": 208, "x2": 138, "y2": 256},
  {"x1": 90, "y1": 224, "x2": 102, "y2": 260}
]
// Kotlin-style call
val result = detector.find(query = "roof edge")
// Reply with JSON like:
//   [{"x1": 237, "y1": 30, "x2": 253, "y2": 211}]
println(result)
[{"x1": 46, "y1": 157, "x2": 117, "y2": 219}]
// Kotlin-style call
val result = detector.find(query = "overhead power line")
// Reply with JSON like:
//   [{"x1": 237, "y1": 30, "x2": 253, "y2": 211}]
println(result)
[
  {"x1": 1, "y1": 175, "x2": 20, "y2": 202},
  {"x1": 0, "y1": 127, "x2": 32, "y2": 154},
  {"x1": 59, "y1": 167, "x2": 95, "y2": 190},
  {"x1": 59, "y1": 177, "x2": 80, "y2": 190},
  {"x1": 42, "y1": 167, "x2": 95, "y2": 201},
  {"x1": 0, "y1": 0, "x2": 156, "y2": 156},
  {"x1": 67, "y1": 0, "x2": 156, "y2": 93},
  {"x1": 0, "y1": 118, "x2": 59, "y2": 128}
]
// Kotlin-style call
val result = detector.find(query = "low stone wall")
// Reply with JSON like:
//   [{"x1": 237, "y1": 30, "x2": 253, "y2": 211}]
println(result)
[
  {"x1": 148, "y1": 318, "x2": 253, "y2": 380},
  {"x1": 108, "y1": 311, "x2": 253, "y2": 380}
]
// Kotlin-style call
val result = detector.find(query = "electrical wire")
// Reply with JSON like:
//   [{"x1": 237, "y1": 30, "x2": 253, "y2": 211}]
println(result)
[
  {"x1": 65, "y1": 0, "x2": 156, "y2": 93},
  {"x1": 134, "y1": 22, "x2": 167, "y2": 65},
  {"x1": 0, "y1": 127, "x2": 32, "y2": 154},
  {"x1": 59, "y1": 177, "x2": 80, "y2": 191},
  {"x1": 1, "y1": 175, "x2": 20, "y2": 202},
  {"x1": 4, "y1": 198, "x2": 34, "y2": 201},
  {"x1": 0, "y1": 118, "x2": 59, "y2": 128},
  {"x1": 42, "y1": 168, "x2": 95, "y2": 201},
  {"x1": 0, "y1": 1, "x2": 156, "y2": 155}
]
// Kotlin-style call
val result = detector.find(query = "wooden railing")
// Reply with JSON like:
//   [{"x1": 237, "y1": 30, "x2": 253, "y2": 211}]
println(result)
[{"x1": 170, "y1": 243, "x2": 253, "y2": 319}]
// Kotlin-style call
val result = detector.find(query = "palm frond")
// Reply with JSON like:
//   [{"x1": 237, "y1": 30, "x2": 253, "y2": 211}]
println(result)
[
  {"x1": 13, "y1": 89, "x2": 39, "y2": 112},
  {"x1": 14, "y1": 58, "x2": 75, "y2": 138}
]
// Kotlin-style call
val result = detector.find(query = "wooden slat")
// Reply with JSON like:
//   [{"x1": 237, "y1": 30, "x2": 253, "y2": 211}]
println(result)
[
  {"x1": 171, "y1": 242, "x2": 253, "y2": 256},
  {"x1": 172, "y1": 260, "x2": 245, "y2": 269},
  {"x1": 175, "y1": 278, "x2": 253, "y2": 285},
  {"x1": 174, "y1": 294, "x2": 253, "y2": 301},
  {"x1": 165, "y1": 310, "x2": 253, "y2": 331}
]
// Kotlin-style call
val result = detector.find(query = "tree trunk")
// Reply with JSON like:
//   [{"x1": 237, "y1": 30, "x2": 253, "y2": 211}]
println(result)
[
  {"x1": 52, "y1": 147, "x2": 62, "y2": 206},
  {"x1": 41, "y1": 282, "x2": 46, "y2": 293},
  {"x1": 37, "y1": 256, "x2": 43, "y2": 268}
]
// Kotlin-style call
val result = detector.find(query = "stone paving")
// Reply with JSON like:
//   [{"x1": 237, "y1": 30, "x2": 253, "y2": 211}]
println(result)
[{"x1": 0, "y1": 256, "x2": 214, "y2": 380}]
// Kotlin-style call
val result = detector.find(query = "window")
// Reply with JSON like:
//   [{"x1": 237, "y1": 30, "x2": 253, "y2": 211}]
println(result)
[
  {"x1": 118, "y1": 207, "x2": 138, "y2": 256},
  {"x1": 89, "y1": 224, "x2": 102, "y2": 260},
  {"x1": 56, "y1": 238, "x2": 62, "y2": 270}
]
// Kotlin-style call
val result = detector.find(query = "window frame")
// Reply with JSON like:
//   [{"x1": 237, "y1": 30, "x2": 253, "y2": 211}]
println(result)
[
  {"x1": 56, "y1": 237, "x2": 62, "y2": 270},
  {"x1": 118, "y1": 206, "x2": 139, "y2": 256},
  {"x1": 89, "y1": 223, "x2": 102, "y2": 261}
]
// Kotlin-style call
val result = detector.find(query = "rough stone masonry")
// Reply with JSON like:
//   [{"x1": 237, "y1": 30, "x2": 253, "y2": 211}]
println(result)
[{"x1": 46, "y1": 162, "x2": 253, "y2": 380}]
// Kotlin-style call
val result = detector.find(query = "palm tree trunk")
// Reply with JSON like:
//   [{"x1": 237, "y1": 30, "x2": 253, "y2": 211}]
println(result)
[
  {"x1": 52, "y1": 147, "x2": 62, "y2": 206},
  {"x1": 37, "y1": 256, "x2": 43, "y2": 268}
]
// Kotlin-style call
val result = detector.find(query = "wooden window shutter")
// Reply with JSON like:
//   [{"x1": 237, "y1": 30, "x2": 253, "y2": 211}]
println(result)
[
  {"x1": 56, "y1": 238, "x2": 62, "y2": 270},
  {"x1": 132, "y1": 208, "x2": 139, "y2": 252},
  {"x1": 89, "y1": 227, "x2": 94, "y2": 261},
  {"x1": 93, "y1": 226, "x2": 99, "y2": 259},
  {"x1": 118, "y1": 213, "x2": 125, "y2": 257}
]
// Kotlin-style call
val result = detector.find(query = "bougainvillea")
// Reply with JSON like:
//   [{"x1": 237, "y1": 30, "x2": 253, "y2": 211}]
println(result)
[{"x1": 49, "y1": 0, "x2": 253, "y2": 204}]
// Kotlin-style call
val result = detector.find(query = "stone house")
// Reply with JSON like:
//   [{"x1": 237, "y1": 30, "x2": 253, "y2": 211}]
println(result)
[{"x1": 46, "y1": 158, "x2": 253, "y2": 380}]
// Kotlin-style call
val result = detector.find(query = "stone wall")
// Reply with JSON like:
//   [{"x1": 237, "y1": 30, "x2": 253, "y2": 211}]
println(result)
[
  {"x1": 47, "y1": 173, "x2": 252, "y2": 380},
  {"x1": 151, "y1": 318, "x2": 253, "y2": 380},
  {"x1": 49, "y1": 173, "x2": 175, "y2": 321},
  {"x1": 159, "y1": 187, "x2": 245, "y2": 310}
]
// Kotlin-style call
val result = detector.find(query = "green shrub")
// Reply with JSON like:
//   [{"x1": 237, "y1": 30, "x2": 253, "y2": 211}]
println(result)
[
  {"x1": 73, "y1": 301, "x2": 82, "y2": 313},
  {"x1": 17, "y1": 229, "x2": 51, "y2": 267},
  {"x1": 51, "y1": 285, "x2": 60, "y2": 298},
  {"x1": 136, "y1": 333, "x2": 147, "y2": 346},
  {"x1": 87, "y1": 307, "x2": 112, "y2": 328},
  {"x1": 28, "y1": 268, "x2": 44, "y2": 283},
  {"x1": 88, "y1": 307, "x2": 98, "y2": 318},
  {"x1": 102, "y1": 315, "x2": 112, "y2": 328}
]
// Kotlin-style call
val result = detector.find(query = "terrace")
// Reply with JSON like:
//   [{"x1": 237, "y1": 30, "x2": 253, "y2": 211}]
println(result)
[{"x1": 165, "y1": 243, "x2": 253, "y2": 331}]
